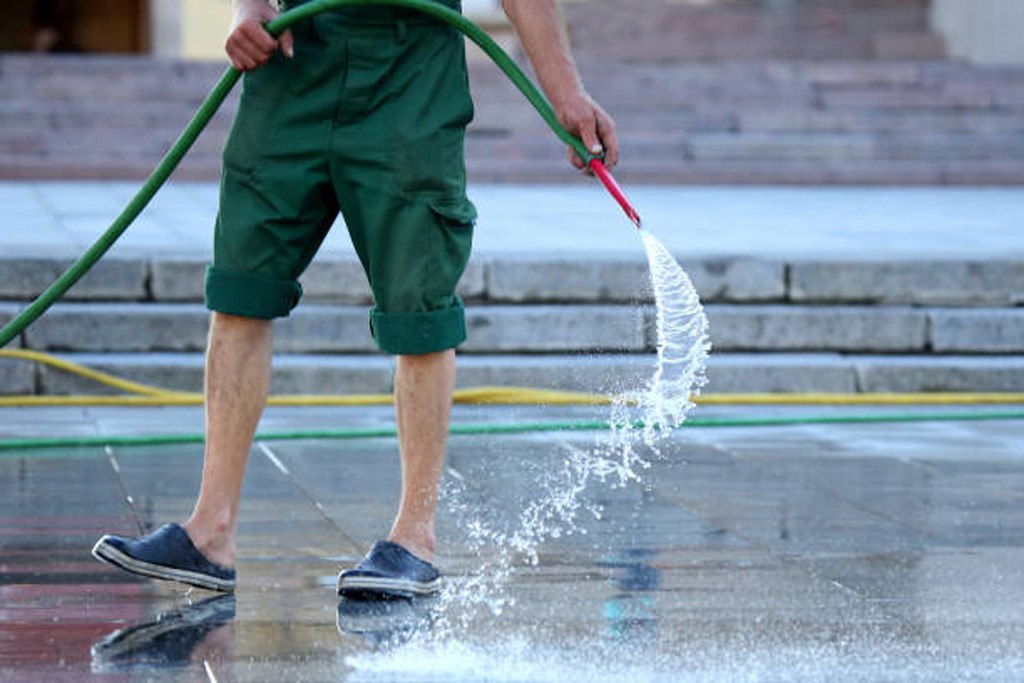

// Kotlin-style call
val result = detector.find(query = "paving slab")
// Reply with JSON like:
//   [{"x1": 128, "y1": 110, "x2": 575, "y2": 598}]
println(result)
[
  {"x1": 0, "y1": 404, "x2": 1022, "y2": 680},
  {"x1": 854, "y1": 355, "x2": 1024, "y2": 392}
]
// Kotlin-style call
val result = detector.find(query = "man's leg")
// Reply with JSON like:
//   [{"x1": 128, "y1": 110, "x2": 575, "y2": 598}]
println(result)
[
  {"x1": 387, "y1": 349, "x2": 456, "y2": 563},
  {"x1": 183, "y1": 311, "x2": 273, "y2": 568}
]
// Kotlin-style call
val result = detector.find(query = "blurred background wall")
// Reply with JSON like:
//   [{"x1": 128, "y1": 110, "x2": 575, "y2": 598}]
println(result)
[
  {"x1": 2, "y1": 0, "x2": 1024, "y2": 65},
  {"x1": 931, "y1": 0, "x2": 1024, "y2": 65}
]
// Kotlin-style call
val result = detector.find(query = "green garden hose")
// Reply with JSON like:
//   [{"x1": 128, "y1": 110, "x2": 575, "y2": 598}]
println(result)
[
  {"x1": 1, "y1": 410, "x2": 1023, "y2": 453},
  {"x1": 0, "y1": 0, "x2": 592, "y2": 350}
]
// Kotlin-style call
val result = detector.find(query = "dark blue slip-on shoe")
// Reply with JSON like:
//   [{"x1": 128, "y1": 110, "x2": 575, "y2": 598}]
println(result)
[
  {"x1": 92, "y1": 523, "x2": 235, "y2": 592},
  {"x1": 337, "y1": 541, "x2": 441, "y2": 600}
]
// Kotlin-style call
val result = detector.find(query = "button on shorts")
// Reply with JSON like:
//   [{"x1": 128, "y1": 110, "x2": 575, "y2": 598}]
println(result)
[{"x1": 206, "y1": 0, "x2": 475, "y2": 355}]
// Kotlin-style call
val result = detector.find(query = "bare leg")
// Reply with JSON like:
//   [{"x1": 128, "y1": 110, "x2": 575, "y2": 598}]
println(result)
[
  {"x1": 183, "y1": 312, "x2": 273, "y2": 568},
  {"x1": 388, "y1": 349, "x2": 456, "y2": 563}
]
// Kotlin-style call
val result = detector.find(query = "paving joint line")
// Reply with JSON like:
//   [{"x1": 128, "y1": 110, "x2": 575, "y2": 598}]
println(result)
[{"x1": 256, "y1": 442, "x2": 365, "y2": 556}]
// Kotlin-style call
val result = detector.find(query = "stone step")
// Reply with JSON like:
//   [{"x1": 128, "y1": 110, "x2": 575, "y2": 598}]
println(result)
[
  {"x1": 3, "y1": 54, "x2": 1024, "y2": 184},
  {"x1": 2, "y1": 255, "x2": 1020, "y2": 307},
  {"x1": 562, "y1": 0, "x2": 935, "y2": 62},
  {"x1": 4, "y1": 351, "x2": 1023, "y2": 396},
  {"x1": 8, "y1": 302, "x2": 1024, "y2": 355}
]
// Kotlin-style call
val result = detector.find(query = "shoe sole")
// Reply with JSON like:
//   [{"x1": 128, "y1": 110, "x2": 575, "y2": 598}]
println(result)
[
  {"x1": 92, "y1": 536, "x2": 235, "y2": 593},
  {"x1": 336, "y1": 574, "x2": 441, "y2": 599}
]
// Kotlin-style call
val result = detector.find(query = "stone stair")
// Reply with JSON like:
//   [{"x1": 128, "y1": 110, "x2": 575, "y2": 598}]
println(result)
[
  {"x1": 2, "y1": 1, "x2": 1023, "y2": 185},
  {"x1": 2, "y1": 254, "x2": 1023, "y2": 396},
  {"x1": 563, "y1": 0, "x2": 945, "y2": 63}
]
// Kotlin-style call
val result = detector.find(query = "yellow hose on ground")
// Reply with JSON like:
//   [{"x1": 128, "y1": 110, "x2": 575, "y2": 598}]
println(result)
[{"x1": 1, "y1": 348, "x2": 1023, "y2": 407}]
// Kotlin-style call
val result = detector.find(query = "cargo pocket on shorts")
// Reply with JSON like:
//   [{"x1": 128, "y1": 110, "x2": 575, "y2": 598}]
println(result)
[
  {"x1": 428, "y1": 197, "x2": 477, "y2": 231},
  {"x1": 426, "y1": 196, "x2": 476, "y2": 300}
]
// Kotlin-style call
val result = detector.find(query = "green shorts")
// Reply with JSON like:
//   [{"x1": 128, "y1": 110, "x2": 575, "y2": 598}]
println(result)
[{"x1": 206, "y1": 0, "x2": 476, "y2": 355}]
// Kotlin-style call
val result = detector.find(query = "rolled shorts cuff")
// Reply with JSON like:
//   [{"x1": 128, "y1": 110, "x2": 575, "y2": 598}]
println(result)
[
  {"x1": 370, "y1": 300, "x2": 466, "y2": 355},
  {"x1": 205, "y1": 266, "x2": 303, "y2": 320}
]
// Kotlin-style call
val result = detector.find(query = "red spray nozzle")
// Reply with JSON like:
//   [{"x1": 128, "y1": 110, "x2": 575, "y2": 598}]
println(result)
[{"x1": 588, "y1": 158, "x2": 641, "y2": 229}]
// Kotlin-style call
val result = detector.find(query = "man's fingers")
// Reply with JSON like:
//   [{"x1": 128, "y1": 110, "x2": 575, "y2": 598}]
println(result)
[
  {"x1": 238, "y1": 20, "x2": 277, "y2": 53},
  {"x1": 226, "y1": 40, "x2": 258, "y2": 71},
  {"x1": 279, "y1": 29, "x2": 294, "y2": 58},
  {"x1": 567, "y1": 147, "x2": 586, "y2": 170},
  {"x1": 596, "y1": 111, "x2": 619, "y2": 168},
  {"x1": 225, "y1": 18, "x2": 278, "y2": 70},
  {"x1": 556, "y1": 96, "x2": 618, "y2": 173},
  {"x1": 227, "y1": 37, "x2": 263, "y2": 71},
  {"x1": 576, "y1": 112, "x2": 604, "y2": 159}
]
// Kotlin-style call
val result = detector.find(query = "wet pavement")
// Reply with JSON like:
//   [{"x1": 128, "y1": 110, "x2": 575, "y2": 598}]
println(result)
[{"x1": 1, "y1": 404, "x2": 1023, "y2": 681}]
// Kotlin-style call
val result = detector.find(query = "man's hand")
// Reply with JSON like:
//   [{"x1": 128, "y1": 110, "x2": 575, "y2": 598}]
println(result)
[
  {"x1": 554, "y1": 91, "x2": 619, "y2": 171},
  {"x1": 226, "y1": 0, "x2": 293, "y2": 71},
  {"x1": 502, "y1": 0, "x2": 619, "y2": 173}
]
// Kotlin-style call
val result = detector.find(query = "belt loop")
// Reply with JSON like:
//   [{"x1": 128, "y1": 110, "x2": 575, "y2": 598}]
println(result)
[{"x1": 396, "y1": 19, "x2": 408, "y2": 43}]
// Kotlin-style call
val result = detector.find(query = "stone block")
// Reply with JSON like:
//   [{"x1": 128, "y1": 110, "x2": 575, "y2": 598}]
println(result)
[
  {"x1": 25, "y1": 304, "x2": 208, "y2": 352},
  {"x1": 942, "y1": 161, "x2": 1024, "y2": 185},
  {"x1": 456, "y1": 352, "x2": 862, "y2": 395},
  {"x1": 0, "y1": 358, "x2": 35, "y2": 394},
  {"x1": 0, "y1": 303, "x2": 24, "y2": 347},
  {"x1": 881, "y1": 134, "x2": 1024, "y2": 162},
  {"x1": 930, "y1": 309, "x2": 1024, "y2": 353},
  {"x1": 486, "y1": 257, "x2": 650, "y2": 303},
  {"x1": 37, "y1": 353, "x2": 394, "y2": 396},
  {"x1": 462, "y1": 306, "x2": 646, "y2": 353},
  {"x1": 688, "y1": 134, "x2": 877, "y2": 162},
  {"x1": 820, "y1": 86, "x2": 993, "y2": 110},
  {"x1": 299, "y1": 259, "x2": 373, "y2": 304},
  {"x1": 789, "y1": 262, "x2": 1024, "y2": 306},
  {"x1": 827, "y1": 161, "x2": 944, "y2": 185},
  {"x1": 39, "y1": 353, "x2": 206, "y2": 395},
  {"x1": 275, "y1": 306, "x2": 377, "y2": 354},
  {"x1": 705, "y1": 305, "x2": 928, "y2": 352},
  {"x1": 458, "y1": 260, "x2": 487, "y2": 301},
  {"x1": 705, "y1": 353, "x2": 858, "y2": 393},
  {"x1": 855, "y1": 356, "x2": 1024, "y2": 392},
  {"x1": 680, "y1": 259, "x2": 786, "y2": 302},
  {"x1": 765, "y1": 62, "x2": 921, "y2": 87},
  {"x1": 269, "y1": 355, "x2": 394, "y2": 395},
  {"x1": 150, "y1": 259, "x2": 206, "y2": 301},
  {"x1": 298, "y1": 258, "x2": 485, "y2": 304},
  {"x1": 486, "y1": 256, "x2": 784, "y2": 304},
  {"x1": 871, "y1": 32, "x2": 947, "y2": 61},
  {"x1": 0, "y1": 257, "x2": 147, "y2": 301},
  {"x1": 455, "y1": 354, "x2": 656, "y2": 395}
]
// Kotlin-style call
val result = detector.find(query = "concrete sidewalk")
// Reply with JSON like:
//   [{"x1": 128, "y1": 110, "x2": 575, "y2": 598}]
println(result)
[{"x1": 3, "y1": 181, "x2": 1023, "y2": 260}]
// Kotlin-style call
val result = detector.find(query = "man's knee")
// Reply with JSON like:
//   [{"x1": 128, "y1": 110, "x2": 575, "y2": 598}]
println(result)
[
  {"x1": 396, "y1": 349, "x2": 454, "y2": 363},
  {"x1": 210, "y1": 311, "x2": 272, "y2": 337}
]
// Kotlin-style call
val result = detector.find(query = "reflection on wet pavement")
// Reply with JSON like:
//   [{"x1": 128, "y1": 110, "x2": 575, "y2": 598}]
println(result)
[
  {"x1": 91, "y1": 594, "x2": 236, "y2": 673},
  {"x1": 1, "y1": 405, "x2": 1023, "y2": 681}
]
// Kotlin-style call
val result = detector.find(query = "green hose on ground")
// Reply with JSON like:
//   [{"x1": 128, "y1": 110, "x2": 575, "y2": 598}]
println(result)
[
  {"x1": 0, "y1": 0, "x2": 591, "y2": 350},
  {"x1": 1, "y1": 411, "x2": 1022, "y2": 453}
]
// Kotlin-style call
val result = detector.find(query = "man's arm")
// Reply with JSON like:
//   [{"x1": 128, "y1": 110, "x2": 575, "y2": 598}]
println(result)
[
  {"x1": 502, "y1": 0, "x2": 619, "y2": 170},
  {"x1": 225, "y1": 0, "x2": 293, "y2": 72}
]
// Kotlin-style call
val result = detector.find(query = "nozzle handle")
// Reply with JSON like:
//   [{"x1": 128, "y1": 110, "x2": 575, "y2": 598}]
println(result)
[{"x1": 588, "y1": 159, "x2": 641, "y2": 229}]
